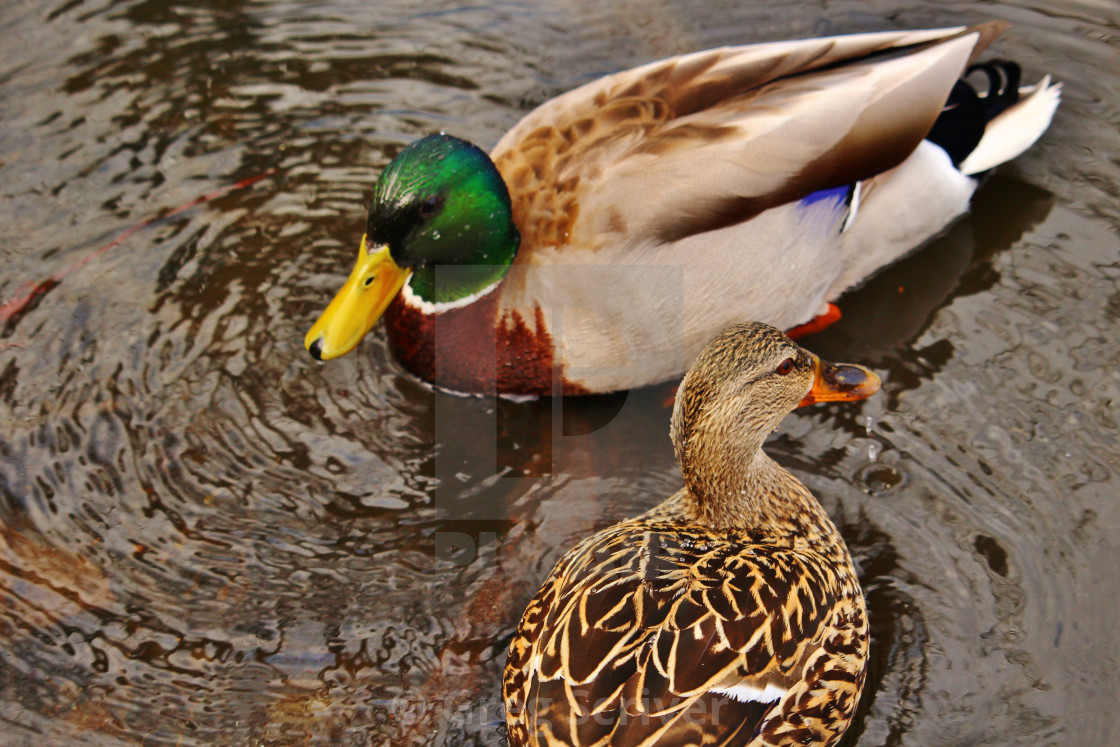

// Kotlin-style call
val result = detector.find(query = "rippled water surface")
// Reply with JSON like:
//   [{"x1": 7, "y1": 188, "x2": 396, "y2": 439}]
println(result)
[{"x1": 2, "y1": 0, "x2": 1118, "y2": 744}]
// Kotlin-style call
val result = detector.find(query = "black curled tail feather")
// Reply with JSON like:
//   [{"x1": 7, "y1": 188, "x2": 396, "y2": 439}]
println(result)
[
  {"x1": 968, "y1": 60, "x2": 1022, "y2": 119},
  {"x1": 925, "y1": 60, "x2": 1023, "y2": 168}
]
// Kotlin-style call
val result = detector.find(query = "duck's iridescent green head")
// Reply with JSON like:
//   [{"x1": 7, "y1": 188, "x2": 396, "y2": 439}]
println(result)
[
  {"x1": 305, "y1": 134, "x2": 520, "y2": 361},
  {"x1": 371, "y1": 134, "x2": 520, "y2": 302}
]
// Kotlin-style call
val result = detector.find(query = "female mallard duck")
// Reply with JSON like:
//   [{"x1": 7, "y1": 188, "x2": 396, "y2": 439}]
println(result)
[
  {"x1": 305, "y1": 25, "x2": 1058, "y2": 395},
  {"x1": 503, "y1": 321, "x2": 879, "y2": 745}
]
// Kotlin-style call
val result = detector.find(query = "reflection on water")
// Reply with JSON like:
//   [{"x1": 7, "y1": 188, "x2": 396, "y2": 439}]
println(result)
[{"x1": 2, "y1": 0, "x2": 1119, "y2": 744}]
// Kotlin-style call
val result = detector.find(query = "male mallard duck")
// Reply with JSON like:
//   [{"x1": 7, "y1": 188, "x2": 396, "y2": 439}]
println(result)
[
  {"x1": 503, "y1": 321, "x2": 879, "y2": 745},
  {"x1": 305, "y1": 25, "x2": 1058, "y2": 395}
]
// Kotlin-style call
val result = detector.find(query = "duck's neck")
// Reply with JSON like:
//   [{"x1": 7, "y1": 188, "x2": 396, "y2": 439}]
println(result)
[{"x1": 679, "y1": 446, "x2": 830, "y2": 534}]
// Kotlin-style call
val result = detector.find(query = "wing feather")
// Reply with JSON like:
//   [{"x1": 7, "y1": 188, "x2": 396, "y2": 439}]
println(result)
[
  {"x1": 505, "y1": 521, "x2": 850, "y2": 744},
  {"x1": 490, "y1": 28, "x2": 984, "y2": 259}
]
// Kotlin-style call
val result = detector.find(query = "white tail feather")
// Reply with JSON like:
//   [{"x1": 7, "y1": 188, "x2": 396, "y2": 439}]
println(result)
[
  {"x1": 710, "y1": 681, "x2": 788, "y2": 704},
  {"x1": 959, "y1": 76, "x2": 1062, "y2": 175}
]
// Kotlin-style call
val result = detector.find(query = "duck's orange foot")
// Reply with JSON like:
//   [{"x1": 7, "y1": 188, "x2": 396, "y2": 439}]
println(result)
[{"x1": 786, "y1": 303, "x2": 842, "y2": 340}]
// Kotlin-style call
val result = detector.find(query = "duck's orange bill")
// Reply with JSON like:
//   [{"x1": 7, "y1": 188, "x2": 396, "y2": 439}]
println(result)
[
  {"x1": 305, "y1": 234, "x2": 411, "y2": 360},
  {"x1": 798, "y1": 355, "x2": 881, "y2": 407}
]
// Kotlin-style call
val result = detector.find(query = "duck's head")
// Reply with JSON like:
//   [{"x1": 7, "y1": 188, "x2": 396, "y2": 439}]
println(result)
[
  {"x1": 305, "y1": 134, "x2": 520, "y2": 361},
  {"x1": 671, "y1": 322, "x2": 880, "y2": 501}
]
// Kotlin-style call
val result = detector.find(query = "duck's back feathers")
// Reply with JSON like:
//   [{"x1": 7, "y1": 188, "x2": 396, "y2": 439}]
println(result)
[
  {"x1": 504, "y1": 514, "x2": 866, "y2": 746},
  {"x1": 492, "y1": 27, "x2": 982, "y2": 258}
]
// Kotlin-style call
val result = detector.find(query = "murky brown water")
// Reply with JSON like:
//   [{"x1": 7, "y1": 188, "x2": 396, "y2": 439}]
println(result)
[{"x1": 2, "y1": 0, "x2": 1119, "y2": 744}]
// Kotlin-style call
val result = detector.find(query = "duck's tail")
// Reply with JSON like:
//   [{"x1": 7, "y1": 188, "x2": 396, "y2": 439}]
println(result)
[
  {"x1": 927, "y1": 61, "x2": 1061, "y2": 176},
  {"x1": 958, "y1": 71, "x2": 1061, "y2": 175}
]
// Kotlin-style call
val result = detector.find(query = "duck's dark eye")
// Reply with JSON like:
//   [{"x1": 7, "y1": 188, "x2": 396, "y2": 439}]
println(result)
[
  {"x1": 418, "y1": 195, "x2": 443, "y2": 219},
  {"x1": 775, "y1": 358, "x2": 795, "y2": 375}
]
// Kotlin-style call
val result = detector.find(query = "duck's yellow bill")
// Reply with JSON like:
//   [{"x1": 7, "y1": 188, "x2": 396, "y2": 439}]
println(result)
[
  {"x1": 305, "y1": 235, "x2": 411, "y2": 360},
  {"x1": 799, "y1": 355, "x2": 880, "y2": 407}
]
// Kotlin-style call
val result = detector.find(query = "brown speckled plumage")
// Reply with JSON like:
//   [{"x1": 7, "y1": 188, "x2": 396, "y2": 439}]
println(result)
[{"x1": 503, "y1": 322, "x2": 879, "y2": 746}]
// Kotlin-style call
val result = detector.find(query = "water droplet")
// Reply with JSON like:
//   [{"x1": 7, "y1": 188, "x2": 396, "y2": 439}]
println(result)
[{"x1": 855, "y1": 463, "x2": 905, "y2": 495}]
